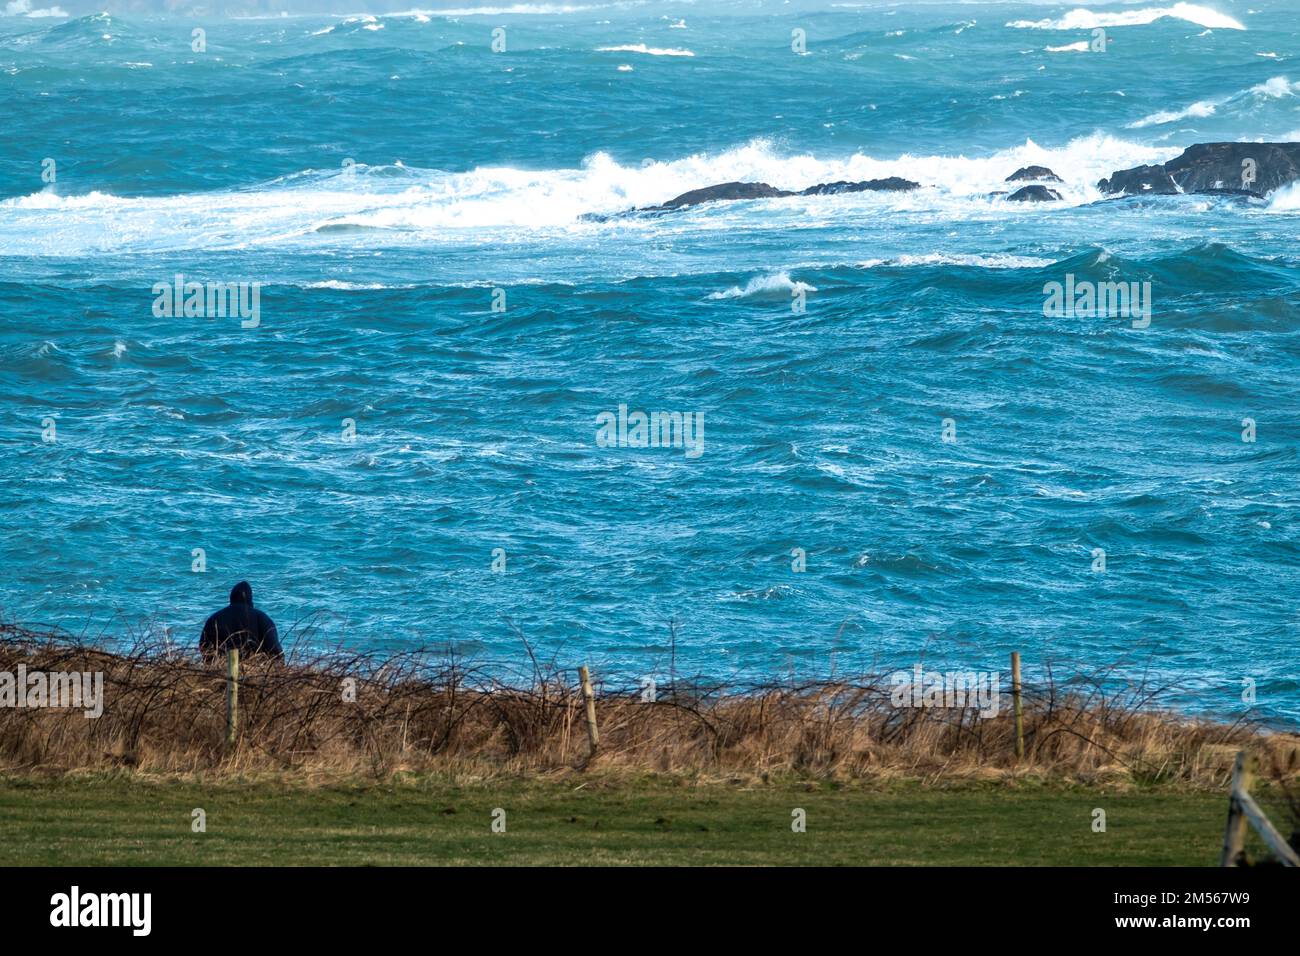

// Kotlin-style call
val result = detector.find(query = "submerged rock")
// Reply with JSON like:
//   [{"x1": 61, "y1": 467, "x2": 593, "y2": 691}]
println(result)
[
  {"x1": 1007, "y1": 185, "x2": 1062, "y2": 202},
  {"x1": 799, "y1": 177, "x2": 920, "y2": 195},
  {"x1": 1005, "y1": 165, "x2": 1063, "y2": 183},
  {"x1": 1099, "y1": 143, "x2": 1300, "y2": 198}
]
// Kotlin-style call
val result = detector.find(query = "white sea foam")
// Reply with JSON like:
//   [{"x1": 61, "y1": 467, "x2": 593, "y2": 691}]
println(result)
[
  {"x1": 0, "y1": 136, "x2": 1176, "y2": 255},
  {"x1": 1128, "y1": 99, "x2": 1218, "y2": 127},
  {"x1": 707, "y1": 273, "x2": 817, "y2": 300},
  {"x1": 857, "y1": 253, "x2": 1056, "y2": 269},
  {"x1": 396, "y1": 4, "x2": 627, "y2": 16},
  {"x1": 1126, "y1": 75, "x2": 1296, "y2": 127},
  {"x1": 6, "y1": 190, "x2": 123, "y2": 209},
  {"x1": 314, "y1": 4, "x2": 624, "y2": 27},
  {"x1": 596, "y1": 43, "x2": 693, "y2": 56},
  {"x1": 1045, "y1": 41, "x2": 1091, "y2": 52},
  {"x1": 1250, "y1": 75, "x2": 1297, "y2": 97},
  {"x1": 1266, "y1": 182, "x2": 1300, "y2": 211},
  {"x1": 302, "y1": 280, "x2": 393, "y2": 290},
  {"x1": 1007, "y1": 4, "x2": 1246, "y2": 31}
]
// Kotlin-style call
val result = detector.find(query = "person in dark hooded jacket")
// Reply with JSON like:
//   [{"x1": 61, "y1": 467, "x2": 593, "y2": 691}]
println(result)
[{"x1": 200, "y1": 581, "x2": 283, "y2": 662}]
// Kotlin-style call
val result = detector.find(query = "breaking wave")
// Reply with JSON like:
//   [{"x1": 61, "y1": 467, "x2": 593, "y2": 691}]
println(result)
[
  {"x1": 0, "y1": 135, "x2": 1174, "y2": 255},
  {"x1": 1007, "y1": 4, "x2": 1246, "y2": 32}
]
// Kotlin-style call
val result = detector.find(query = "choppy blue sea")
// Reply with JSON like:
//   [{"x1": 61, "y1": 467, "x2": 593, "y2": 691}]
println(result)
[{"x1": 1, "y1": 1, "x2": 1298, "y2": 721}]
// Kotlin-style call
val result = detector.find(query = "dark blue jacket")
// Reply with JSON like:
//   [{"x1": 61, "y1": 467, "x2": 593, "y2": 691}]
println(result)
[{"x1": 200, "y1": 581, "x2": 283, "y2": 661}]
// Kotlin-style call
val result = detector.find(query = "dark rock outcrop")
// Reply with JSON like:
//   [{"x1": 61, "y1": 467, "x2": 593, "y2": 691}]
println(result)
[
  {"x1": 653, "y1": 181, "x2": 793, "y2": 210},
  {"x1": 1099, "y1": 143, "x2": 1300, "y2": 198},
  {"x1": 799, "y1": 177, "x2": 920, "y2": 195},
  {"x1": 1164, "y1": 142, "x2": 1300, "y2": 196},
  {"x1": 1096, "y1": 164, "x2": 1178, "y2": 196},
  {"x1": 1007, "y1": 185, "x2": 1062, "y2": 202},
  {"x1": 1005, "y1": 165, "x2": 1062, "y2": 183},
  {"x1": 644, "y1": 177, "x2": 921, "y2": 212},
  {"x1": 625, "y1": 144, "x2": 1300, "y2": 215}
]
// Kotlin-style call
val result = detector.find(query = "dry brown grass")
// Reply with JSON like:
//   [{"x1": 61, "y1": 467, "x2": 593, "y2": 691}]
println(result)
[{"x1": 1, "y1": 623, "x2": 1294, "y2": 788}]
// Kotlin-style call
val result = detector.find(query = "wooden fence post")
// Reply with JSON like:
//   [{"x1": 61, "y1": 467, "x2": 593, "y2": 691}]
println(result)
[
  {"x1": 1221, "y1": 750, "x2": 1298, "y2": 867},
  {"x1": 578, "y1": 665, "x2": 599, "y2": 758},
  {"x1": 225, "y1": 648, "x2": 240, "y2": 748},
  {"x1": 1011, "y1": 651, "x2": 1024, "y2": 761},
  {"x1": 1222, "y1": 750, "x2": 1253, "y2": 867}
]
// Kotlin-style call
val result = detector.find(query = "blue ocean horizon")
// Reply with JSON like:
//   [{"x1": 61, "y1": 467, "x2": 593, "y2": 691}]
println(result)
[{"x1": 1, "y1": 1, "x2": 1297, "y2": 723}]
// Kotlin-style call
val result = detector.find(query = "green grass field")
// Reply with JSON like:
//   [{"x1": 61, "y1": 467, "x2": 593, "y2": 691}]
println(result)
[{"x1": 1, "y1": 773, "x2": 1277, "y2": 866}]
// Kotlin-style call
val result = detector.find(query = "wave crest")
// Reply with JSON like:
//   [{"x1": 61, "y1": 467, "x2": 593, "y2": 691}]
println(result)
[
  {"x1": 1126, "y1": 75, "x2": 1296, "y2": 128},
  {"x1": 857, "y1": 253, "x2": 1056, "y2": 269},
  {"x1": 707, "y1": 273, "x2": 817, "y2": 300},
  {"x1": 595, "y1": 43, "x2": 693, "y2": 56},
  {"x1": 1008, "y1": 4, "x2": 1246, "y2": 31}
]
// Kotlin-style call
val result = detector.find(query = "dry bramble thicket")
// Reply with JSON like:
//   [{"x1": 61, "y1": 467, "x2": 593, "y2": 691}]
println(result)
[{"x1": 1, "y1": 622, "x2": 1297, "y2": 789}]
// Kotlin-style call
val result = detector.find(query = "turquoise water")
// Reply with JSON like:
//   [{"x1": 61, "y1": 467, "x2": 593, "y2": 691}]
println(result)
[{"x1": 1, "y1": 2, "x2": 1298, "y2": 720}]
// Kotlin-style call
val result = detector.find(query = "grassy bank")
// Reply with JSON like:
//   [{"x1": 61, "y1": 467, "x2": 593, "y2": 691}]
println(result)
[
  {"x1": 3, "y1": 628, "x2": 1298, "y2": 865},
  {"x1": 4, "y1": 626, "x2": 1294, "y2": 788},
  {"x1": 0, "y1": 773, "x2": 1278, "y2": 866}
]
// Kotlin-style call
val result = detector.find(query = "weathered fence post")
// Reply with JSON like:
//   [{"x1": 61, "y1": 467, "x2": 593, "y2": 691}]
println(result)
[
  {"x1": 578, "y1": 665, "x2": 599, "y2": 758},
  {"x1": 1011, "y1": 651, "x2": 1024, "y2": 761},
  {"x1": 1219, "y1": 750, "x2": 1298, "y2": 867},
  {"x1": 1221, "y1": 750, "x2": 1251, "y2": 867},
  {"x1": 225, "y1": 648, "x2": 240, "y2": 748}
]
